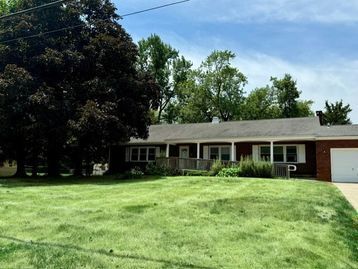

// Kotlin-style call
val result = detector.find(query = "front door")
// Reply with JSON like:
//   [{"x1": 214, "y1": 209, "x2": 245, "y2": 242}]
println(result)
[{"x1": 179, "y1": 146, "x2": 189, "y2": 159}]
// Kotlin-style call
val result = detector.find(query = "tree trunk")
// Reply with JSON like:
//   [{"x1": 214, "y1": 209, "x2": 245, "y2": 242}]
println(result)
[
  {"x1": 73, "y1": 146, "x2": 83, "y2": 177},
  {"x1": 47, "y1": 135, "x2": 61, "y2": 177},
  {"x1": 31, "y1": 147, "x2": 39, "y2": 177},
  {"x1": 14, "y1": 141, "x2": 26, "y2": 177}
]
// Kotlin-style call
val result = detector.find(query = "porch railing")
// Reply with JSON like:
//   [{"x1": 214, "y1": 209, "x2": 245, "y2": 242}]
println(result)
[
  {"x1": 156, "y1": 157, "x2": 297, "y2": 179},
  {"x1": 156, "y1": 157, "x2": 238, "y2": 171}
]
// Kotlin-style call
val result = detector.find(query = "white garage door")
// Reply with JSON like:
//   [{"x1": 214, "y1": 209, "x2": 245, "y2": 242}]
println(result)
[{"x1": 331, "y1": 149, "x2": 358, "y2": 183}]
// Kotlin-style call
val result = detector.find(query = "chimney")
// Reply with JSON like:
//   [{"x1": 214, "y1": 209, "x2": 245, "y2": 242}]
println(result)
[
  {"x1": 212, "y1": 117, "x2": 220, "y2": 124},
  {"x1": 316, "y1": 111, "x2": 323, "y2": 125}
]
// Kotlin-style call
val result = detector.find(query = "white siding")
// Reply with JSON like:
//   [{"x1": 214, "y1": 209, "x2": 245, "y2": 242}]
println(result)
[
  {"x1": 125, "y1": 147, "x2": 130, "y2": 162},
  {"x1": 203, "y1": 146, "x2": 209, "y2": 159},
  {"x1": 298, "y1": 144, "x2": 306, "y2": 163},
  {"x1": 252, "y1": 145, "x2": 259, "y2": 161},
  {"x1": 155, "y1": 147, "x2": 161, "y2": 157}
]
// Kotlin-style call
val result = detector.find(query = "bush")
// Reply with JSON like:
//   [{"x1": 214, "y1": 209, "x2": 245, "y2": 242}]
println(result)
[
  {"x1": 145, "y1": 162, "x2": 180, "y2": 176},
  {"x1": 182, "y1": 169, "x2": 210, "y2": 176},
  {"x1": 217, "y1": 167, "x2": 241, "y2": 177},
  {"x1": 124, "y1": 167, "x2": 144, "y2": 179},
  {"x1": 215, "y1": 157, "x2": 273, "y2": 178},
  {"x1": 210, "y1": 160, "x2": 225, "y2": 176},
  {"x1": 239, "y1": 157, "x2": 273, "y2": 178}
]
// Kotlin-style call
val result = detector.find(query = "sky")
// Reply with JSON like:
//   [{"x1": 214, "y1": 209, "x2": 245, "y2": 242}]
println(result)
[{"x1": 114, "y1": 0, "x2": 358, "y2": 123}]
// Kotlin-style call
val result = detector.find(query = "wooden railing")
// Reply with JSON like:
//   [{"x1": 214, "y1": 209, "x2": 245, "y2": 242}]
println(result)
[
  {"x1": 157, "y1": 158, "x2": 297, "y2": 179},
  {"x1": 156, "y1": 157, "x2": 238, "y2": 171}
]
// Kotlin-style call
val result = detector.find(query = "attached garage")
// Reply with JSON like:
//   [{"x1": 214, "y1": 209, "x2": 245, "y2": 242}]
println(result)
[{"x1": 331, "y1": 148, "x2": 358, "y2": 183}]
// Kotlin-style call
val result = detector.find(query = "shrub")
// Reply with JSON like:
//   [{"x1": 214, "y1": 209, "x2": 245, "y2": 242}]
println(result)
[
  {"x1": 215, "y1": 157, "x2": 273, "y2": 178},
  {"x1": 217, "y1": 167, "x2": 241, "y2": 177},
  {"x1": 124, "y1": 167, "x2": 144, "y2": 179},
  {"x1": 182, "y1": 169, "x2": 210, "y2": 176},
  {"x1": 210, "y1": 160, "x2": 225, "y2": 176},
  {"x1": 239, "y1": 156, "x2": 273, "y2": 178},
  {"x1": 145, "y1": 162, "x2": 180, "y2": 176}
]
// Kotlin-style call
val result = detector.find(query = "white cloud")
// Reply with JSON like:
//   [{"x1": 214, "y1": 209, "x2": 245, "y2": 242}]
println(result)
[
  {"x1": 236, "y1": 53, "x2": 358, "y2": 123},
  {"x1": 117, "y1": 0, "x2": 358, "y2": 24},
  {"x1": 181, "y1": 0, "x2": 358, "y2": 24},
  {"x1": 170, "y1": 39, "x2": 358, "y2": 123}
]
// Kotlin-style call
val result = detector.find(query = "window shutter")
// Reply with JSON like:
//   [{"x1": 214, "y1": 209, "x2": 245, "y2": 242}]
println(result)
[
  {"x1": 234, "y1": 145, "x2": 237, "y2": 161},
  {"x1": 125, "y1": 147, "x2": 130, "y2": 162},
  {"x1": 298, "y1": 145, "x2": 306, "y2": 163},
  {"x1": 252, "y1": 145, "x2": 259, "y2": 161},
  {"x1": 203, "y1": 146, "x2": 209, "y2": 159},
  {"x1": 155, "y1": 147, "x2": 161, "y2": 157}
]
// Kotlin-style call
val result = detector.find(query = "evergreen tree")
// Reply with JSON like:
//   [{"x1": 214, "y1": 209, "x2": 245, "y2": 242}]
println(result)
[{"x1": 323, "y1": 100, "x2": 352, "y2": 125}]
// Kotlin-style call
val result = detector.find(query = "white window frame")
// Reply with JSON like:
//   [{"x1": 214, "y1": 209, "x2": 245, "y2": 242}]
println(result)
[
  {"x1": 209, "y1": 145, "x2": 231, "y2": 161},
  {"x1": 259, "y1": 144, "x2": 299, "y2": 163},
  {"x1": 130, "y1": 147, "x2": 156, "y2": 162}
]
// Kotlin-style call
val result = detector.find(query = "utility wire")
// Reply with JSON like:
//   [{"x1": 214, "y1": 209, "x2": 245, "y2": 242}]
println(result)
[
  {"x1": 0, "y1": 0, "x2": 190, "y2": 44},
  {"x1": 121, "y1": 0, "x2": 189, "y2": 18},
  {"x1": 0, "y1": 0, "x2": 69, "y2": 20}
]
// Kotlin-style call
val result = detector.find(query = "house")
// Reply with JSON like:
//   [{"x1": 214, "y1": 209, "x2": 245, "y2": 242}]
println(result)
[{"x1": 109, "y1": 113, "x2": 358, "y2": 183}]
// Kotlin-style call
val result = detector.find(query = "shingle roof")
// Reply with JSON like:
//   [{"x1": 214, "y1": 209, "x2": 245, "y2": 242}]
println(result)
[
  {"x1": 129, "y1": 117, "x2": 358, "y2": 144},
  {"x1": 316, "y1": 124, "x2": 358, "y2": 137}
]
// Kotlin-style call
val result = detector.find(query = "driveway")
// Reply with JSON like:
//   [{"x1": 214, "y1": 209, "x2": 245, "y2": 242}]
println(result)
[{"x1": 334, "y1": 183, "x2": 358, "y2": 210}]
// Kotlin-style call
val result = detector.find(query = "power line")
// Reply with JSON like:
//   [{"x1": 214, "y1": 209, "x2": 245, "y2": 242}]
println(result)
[
  {"x1": 121, "y1": 0, "x2": 190, "y2": 18},
  {"x1": 0, "y1": 0, "x2": 190, "y2": 44},
  {"x1": 0, "y1": 0, "x2": 69, "y2": 20}
]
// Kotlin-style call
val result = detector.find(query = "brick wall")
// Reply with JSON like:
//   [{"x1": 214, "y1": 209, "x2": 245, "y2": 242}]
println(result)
[{"x1": 316, "y1": 140, "x2": 358, "y2": 181}]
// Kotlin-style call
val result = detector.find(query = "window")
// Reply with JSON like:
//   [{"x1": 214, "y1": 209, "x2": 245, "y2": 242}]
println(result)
[
  {"x1": 274, "y1": 146, "x2": 284, "y2": 162},
  {"x1": 260, "y1": 146, "x2": 270, "y2": 161},
  {"x1": 130, "y1": 147, "x2": 156, "y2": 162},
  {"x1": 131, "y1": 148, "x2": 139, "y2": 161},
  {"x1": 221, "y1": 147, "x2": 230, "y2": 161},
  {"x1": 259, "y1": 145, "x2": 299, "y2": 163},
  {"x1": 286, "y1": 146, "x2": 297, "y2": 162},
  {"x1": 209, "y1": 146, "x2": 231, "y2": 161},
  {"x1": 148, "y1": 148, "x2": 156, "y2": 161},
  {"x1": 210, "y1": 147, "x2": 219, "y2": 160},
  {"x1": 139, "y1": 148, "x2": 147, "y2": 161}
]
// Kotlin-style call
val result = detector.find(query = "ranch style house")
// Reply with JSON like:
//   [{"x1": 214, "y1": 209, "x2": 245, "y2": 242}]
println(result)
[{"x1": 109, "y1": 112, "x2": 358, "y2": 183}]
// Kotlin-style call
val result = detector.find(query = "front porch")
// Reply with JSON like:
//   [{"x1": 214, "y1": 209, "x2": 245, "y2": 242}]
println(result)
[
  {"x1": 110, "y1": 138, "x2": 316, "y2": 178},
  {"x1": 156, "y1": 156, "x2": 297, "y2": 178},
  {"x1": 156, "y1": 157, "x2": 237, "y2": 171}
]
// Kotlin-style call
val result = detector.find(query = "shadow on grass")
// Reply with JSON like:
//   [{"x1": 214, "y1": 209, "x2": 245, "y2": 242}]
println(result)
[
  {"x1": 0, "y1": 175, "x2": 164, "y2": 188},
  {"x1": 0, "y1": 235, "x2": 214, "y2": 269}
]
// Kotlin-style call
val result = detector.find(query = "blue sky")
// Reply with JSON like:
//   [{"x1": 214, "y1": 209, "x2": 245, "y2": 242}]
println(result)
[{"x1": 114, "y1": 0, "x2": 358, "y2": 123}]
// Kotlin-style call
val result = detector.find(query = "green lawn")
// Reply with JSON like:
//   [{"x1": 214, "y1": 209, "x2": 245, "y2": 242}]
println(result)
[{"x1": 0, "y1": 176, "x2": 357, "y2": 269}]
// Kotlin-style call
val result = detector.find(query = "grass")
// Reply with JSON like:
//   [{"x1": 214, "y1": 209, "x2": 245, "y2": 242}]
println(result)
[{"x1": 0, "y1": 176, "x2": 357, "y2": 269}]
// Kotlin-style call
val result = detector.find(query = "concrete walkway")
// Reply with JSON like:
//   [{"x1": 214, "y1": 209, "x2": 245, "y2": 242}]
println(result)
[{"x1": 334, "y1": 183, "x2": 358, "y2": 210}]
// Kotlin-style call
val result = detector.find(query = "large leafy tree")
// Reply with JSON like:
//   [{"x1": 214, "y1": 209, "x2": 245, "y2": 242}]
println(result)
[
  {"x1": 178, "y1": 50, "x2": 247, "y2": 122},
  {"x1": 323, "y1": 100, "x2": 352, "y2": 125},
  {"x1": 241, "y1": 86, "x2": 280, "y2": 120},
  {"x1": 0, "y1": 65, "x2": 34, "y2": 176},
  {"x1": 138, "y1": 34, "x2": 188, "y2": 123},
  {"x1": 270, "y1": 74, "x2": 313, "y2": 118},
  {"x1": 0, "y1": 0, "x2": 159, "y2": 176}
]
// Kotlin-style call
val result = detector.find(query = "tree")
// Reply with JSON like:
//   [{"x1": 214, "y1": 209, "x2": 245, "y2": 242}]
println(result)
[
  {"x1": 0, "y1": 65, "x2": 34, "y2": 177},
  {"x1": 241, "y1": 86, "x2": 280, "y2": 120},
  {"x1": 0, "y1": 0, "x2": 159, "y2": 177},
  {"x1": 177, "y1": 50, "x2": 247, "y2": 122},
  {"x1": 323, "y1": 100, "x2": 352, "y2": 125},
  {"x1": 138, "y1": 34, "x2": 187, "y2": 123},
  {"x1": 270, "y1": 74, "x2": 313, "y2": 118}
]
